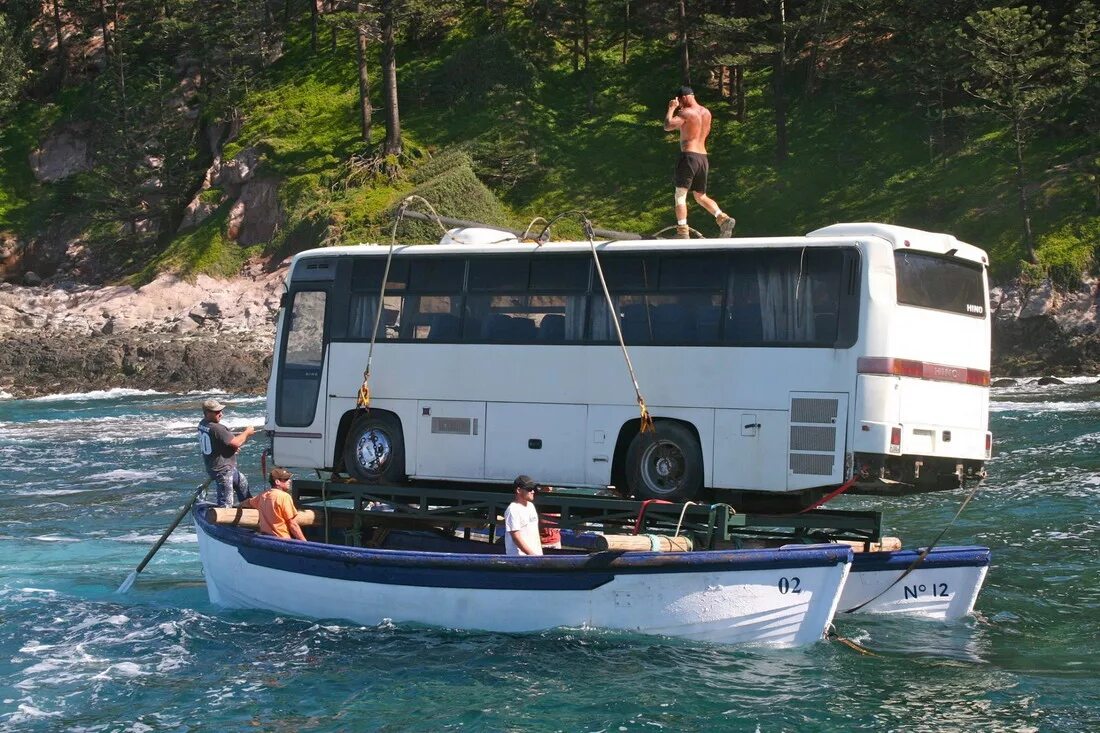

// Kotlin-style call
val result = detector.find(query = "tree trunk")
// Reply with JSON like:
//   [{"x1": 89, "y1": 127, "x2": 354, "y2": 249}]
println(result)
[
  {"x1": 1013, "y1": 115, "x2": 1036, "y2": 262},
  {"x1": 678, "y1": 0, "x2": 690, "y2": 84},
  {"x1": 328, "y1": 0, "x2": 337, "y2": 52},
  {"x1": 582, "y1": 0, "x2": 590, "y2": 70},
  {"x1": 53, "y1": 0, "x2": 67, "y2": 85},
  {"x1": 772, "y1": 0, "x2": 788, "y2": 163},
  {"x1": 621, "y1": 0, "x2": 629, "y2": 64},
  {"x1": 98, "y1": 0, "x2": 111, "y2": 60},
  {"x1": 310, "y1": 0, "x2": 319, "y2": 51},
  {"x1": 735, "y1": 65, "x2": 745, "y2": 121},
  {"x1": 356, "y1": 4, "x2": 372, "y2": 145},
  {"x1": 381, "y1": 0, "x2": 401, "y2": 156}
]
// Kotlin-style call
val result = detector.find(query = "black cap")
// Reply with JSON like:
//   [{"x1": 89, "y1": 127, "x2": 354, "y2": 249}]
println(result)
[
  {"x1": 514, "y1": 475, "x2": 538, "y2": 492},
  {"x1": 676, "y1": 86, "x2": 694, "y2": 98}
]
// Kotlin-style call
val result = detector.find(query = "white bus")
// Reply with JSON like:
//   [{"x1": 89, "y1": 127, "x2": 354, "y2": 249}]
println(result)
[{"x1": 266, "y1": 222, "x2": 991, "y2": 507}]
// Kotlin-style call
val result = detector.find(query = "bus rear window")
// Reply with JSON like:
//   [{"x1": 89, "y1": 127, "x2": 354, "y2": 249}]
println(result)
[{"x1": 895, "y1": 251, "x2": 985, "y2": 317}]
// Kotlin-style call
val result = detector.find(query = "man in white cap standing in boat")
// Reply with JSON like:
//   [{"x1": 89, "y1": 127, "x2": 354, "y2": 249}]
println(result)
[
  {"x1": 504, "y1": 475, "x2": 543, "y2": 556},
  {"x1": 198, "y1": 398, "x2": 256, "y2": 507},
  {"x1": 664, "y1": 85, "x2": 736, "y2": 239}
]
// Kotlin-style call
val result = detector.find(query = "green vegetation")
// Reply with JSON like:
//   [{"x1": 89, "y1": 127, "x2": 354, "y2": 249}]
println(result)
[{"x1": 0, "y1": 1, "x2": 1097, "y2": 286}]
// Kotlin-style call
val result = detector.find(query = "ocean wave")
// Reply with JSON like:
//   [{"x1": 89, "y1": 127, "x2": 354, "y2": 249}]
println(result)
[
  {"x1": 112, "y1": 531, "x2": 197, "y2": 544},
  {"x1": 85, "y1": 469, "x2": 166, "y2": 483},
  {"x1": 29, "y1": 534, "x2": 81, "y2": 543},
  {"x1": 0, "y1": 389, "x2": 13, "y2": 400}
]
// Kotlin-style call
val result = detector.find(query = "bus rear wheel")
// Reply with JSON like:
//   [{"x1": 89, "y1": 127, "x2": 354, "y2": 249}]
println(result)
[
  {"x1": 625, "y1": 422, "x2": 703, "y2": 501},
  {"x1": 343, "y1": 413, "x2": 406, "y2": 483}
]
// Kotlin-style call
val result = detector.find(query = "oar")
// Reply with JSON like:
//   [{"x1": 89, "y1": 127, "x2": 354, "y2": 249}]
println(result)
[{"x1": 117, "y1": 479, "x2": 211, "y2": 593}]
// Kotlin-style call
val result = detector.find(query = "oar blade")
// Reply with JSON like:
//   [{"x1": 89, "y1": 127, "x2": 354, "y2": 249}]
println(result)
[{"x1": 117, "y1": 570, "x2": 138, "y2": 594}]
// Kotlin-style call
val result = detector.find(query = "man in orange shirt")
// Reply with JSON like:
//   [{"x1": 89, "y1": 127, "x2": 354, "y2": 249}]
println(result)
[{"x1": 241, "y1": 467, "x2": 306, "y2": 541}]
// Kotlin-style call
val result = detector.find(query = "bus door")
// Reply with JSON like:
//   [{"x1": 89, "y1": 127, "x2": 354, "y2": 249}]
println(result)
[
  {"x1": 272, "y1": 288, "x2": 330, "y2": 470},
  {"x1": 415, "y1": 401, "x2": 486, "y2": 479},
  {"x1": 786, "y1": 392, "x2": 849, "y2": 491}
]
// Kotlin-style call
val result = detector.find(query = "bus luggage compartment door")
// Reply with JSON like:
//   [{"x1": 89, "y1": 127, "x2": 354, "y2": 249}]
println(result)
[
  {"x1": 787, "y1": 392, "x2": 849, "y2": 491},
  {"x1": 484, "y1": 403, "x2": 587, "y2": 483},
  {"x1": 713, "y1": 409, "x2": 789, "y2": 491},
  {"x1": 415, "y1": 401, "x2": 486, "y2": 480}
]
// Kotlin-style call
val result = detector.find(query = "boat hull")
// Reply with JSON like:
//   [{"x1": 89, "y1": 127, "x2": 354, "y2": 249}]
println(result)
[
  {"x1": 193, "y1": 506, "x2": 852, "y2": 647},
  {"x1": 840, "y1": 546, "x2": 990, "y2": 619}
]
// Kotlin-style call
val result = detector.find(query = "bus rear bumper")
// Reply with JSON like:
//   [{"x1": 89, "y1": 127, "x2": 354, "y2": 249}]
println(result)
[{"x1": 850, "y1": 451, "x2": 986, "y2": 494}]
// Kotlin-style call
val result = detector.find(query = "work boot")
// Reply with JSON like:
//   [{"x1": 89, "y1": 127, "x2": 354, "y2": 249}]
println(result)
[
  {"x1": 675, "y1": 224, "x2": 691, "y2": 239},
  {"x1": 717, "y1": 214, "x2": 736, "y2": 237}
]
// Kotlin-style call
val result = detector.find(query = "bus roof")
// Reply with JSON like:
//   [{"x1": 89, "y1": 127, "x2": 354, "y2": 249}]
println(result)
[{"x1": 287, "y1": 222, "x2": 988, "y2": 269}]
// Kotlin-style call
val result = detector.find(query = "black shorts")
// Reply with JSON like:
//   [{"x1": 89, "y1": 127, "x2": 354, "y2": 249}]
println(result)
[{"x1": 674, "y1": 152, "x2": 709, "y2": 193}]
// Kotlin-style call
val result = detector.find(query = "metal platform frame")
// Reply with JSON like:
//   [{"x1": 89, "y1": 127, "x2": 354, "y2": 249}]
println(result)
[{"x1": 293, "y1": 479, "x2": 882, "y2": 550}]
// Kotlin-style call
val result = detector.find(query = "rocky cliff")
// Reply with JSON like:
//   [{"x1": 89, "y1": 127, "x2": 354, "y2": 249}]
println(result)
[{"x1": 0, "y1": 267, "x2": 1096, "y2": 399}]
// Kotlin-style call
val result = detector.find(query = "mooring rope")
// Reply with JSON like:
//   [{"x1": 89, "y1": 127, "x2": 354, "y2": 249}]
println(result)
[{"x1": 842, "y1": 480, "x2": 982, "y2": 614}]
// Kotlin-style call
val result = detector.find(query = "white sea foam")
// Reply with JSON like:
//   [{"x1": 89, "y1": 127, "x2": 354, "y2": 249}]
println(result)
[
  {"x1": 0, "y1": 390, "x2": 13, "y2": 400},
  {"x1": 85, "y1": 469, "x2": 164, "y2": 483},
  {"x1": 990, "y1": 400, "x2": 1100, "y2": 413},
  {"x1": 29, "y1": 388, "x2": 168, "y2": 403},
  {"x1": 113, "y1": 531, "x2": 197, "y2": 544},
  {"x1": 29, "y1": 535, "x2": 80, "y2": 543}
]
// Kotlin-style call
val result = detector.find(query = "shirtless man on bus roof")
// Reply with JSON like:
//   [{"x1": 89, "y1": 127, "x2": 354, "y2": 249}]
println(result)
[{"x1": 664, "y1": 86, "x2": 736, "y2": 239}]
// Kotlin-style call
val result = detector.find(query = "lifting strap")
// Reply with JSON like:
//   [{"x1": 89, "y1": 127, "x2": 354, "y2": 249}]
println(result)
[
  {"x1": 577, "y1": 213, "x2": 655, "y2": 433},
  {"x1": 357, "y1": 195, "x2": 448, "y2": 411}
]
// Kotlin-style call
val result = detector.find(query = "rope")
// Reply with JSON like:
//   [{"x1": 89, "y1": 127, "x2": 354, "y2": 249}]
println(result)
[
  {"x1": 357, "y1": 195, "x2": 450, "y2": 411},
  {"x1": 827, "y1": 625, "x2": 879, "y2": 656},
  {"x1": 632, "y1": 499, "x2": 672, "y2": 534},
  {"x1": 543, "y1": 209, "x2": 654, "y2": 434},
  {"x1": 798, "y1": 475, "x2": 859, "y2": 513},
  {"x1": 651, "y1": 224, "x2": 703, "y2": 239},
  {"x1": 673, "y1": 501, "x2": 697, "y2": 537},
  {"x1": 521, "y1": 217, "x2": 550, "y2": 242},
  {"x1": 843, "y1": 480, "x2": 982, "y2": 614}
]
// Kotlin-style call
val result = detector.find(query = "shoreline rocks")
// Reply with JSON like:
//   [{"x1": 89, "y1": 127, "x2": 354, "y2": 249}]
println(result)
[
  {"x1": 1, "y1": 268, "x2": 1098, "y2": 400},
  {"x1": 0, "y1": 262, "x2": 284, "y2": 399}
]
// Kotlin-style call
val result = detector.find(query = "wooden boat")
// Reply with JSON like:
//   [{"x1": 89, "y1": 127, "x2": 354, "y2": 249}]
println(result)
[
  {"x1": 192, "y1": 503, "x2": 853, "y2": 647},
  {"x1": 839, "y1": 545, "x2": 990, "y2": 619}
]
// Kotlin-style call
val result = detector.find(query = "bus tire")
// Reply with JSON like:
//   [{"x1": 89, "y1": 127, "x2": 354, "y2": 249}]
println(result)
[
  {"x1": 625, "y1": 422, "x2": 703, "y2": 501},
  {"x1": 343, "y1": 413, "x2": 406, "y2": 483}
]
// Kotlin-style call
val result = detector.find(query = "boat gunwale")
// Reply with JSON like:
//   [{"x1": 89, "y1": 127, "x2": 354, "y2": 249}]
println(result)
[{"x1": 193, "y1": 503, "x2": 853, "y2": 575}]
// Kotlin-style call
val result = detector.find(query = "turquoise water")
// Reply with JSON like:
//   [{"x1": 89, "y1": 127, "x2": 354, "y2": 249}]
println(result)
[{"x1": 1, "y1": 382, "x2": 1098, "y2": 732}]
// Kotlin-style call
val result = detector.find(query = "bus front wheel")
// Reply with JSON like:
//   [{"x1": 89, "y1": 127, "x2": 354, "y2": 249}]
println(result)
[
  {"x1": 343, "y1": 413, "x2": 406, "y2": 483},
  {"x1": 625, "y1": 422, "x2": 703, "y2": 501}
]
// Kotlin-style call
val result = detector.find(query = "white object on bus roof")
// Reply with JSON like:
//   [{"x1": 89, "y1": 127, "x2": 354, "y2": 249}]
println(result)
[{"x1": 438, "y1": 227, "x2": 521, "y2": 246}]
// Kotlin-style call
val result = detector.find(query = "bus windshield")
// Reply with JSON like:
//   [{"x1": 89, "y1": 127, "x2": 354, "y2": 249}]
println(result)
[{"x1": 894, "y1": 251, "x2": 985, "y2": 317}]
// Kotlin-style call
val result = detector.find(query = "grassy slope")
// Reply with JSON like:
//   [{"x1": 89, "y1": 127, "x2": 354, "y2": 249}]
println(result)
[{"x1": 1, "y1": 24, "x2": 1096, "y2": 283}]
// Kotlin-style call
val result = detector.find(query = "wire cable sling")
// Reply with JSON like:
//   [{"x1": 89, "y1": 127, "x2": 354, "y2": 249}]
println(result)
[
  {"x1": 357, "y1": 195, "x2": 449, "y2": 410},
  {"x1": 543, "y1": 210, "x2": 655, "y2": 434}
]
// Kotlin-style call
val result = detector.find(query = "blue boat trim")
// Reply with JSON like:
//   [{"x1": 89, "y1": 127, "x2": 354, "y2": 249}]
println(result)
[
  {"x1": 194, "y1": 504, "x2": 853, "y2": 591},
  {"x1": 851, "y1": 546, "x2": 990, "y2": 572}
]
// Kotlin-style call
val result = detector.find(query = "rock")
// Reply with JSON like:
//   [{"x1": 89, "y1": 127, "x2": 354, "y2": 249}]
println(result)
[
  {"x1": 991, "y1": 378, "x2": 1017, "y2": 387},
  {"x1": 228, "y1": 179, "x2": 284, "y2": 245},
  {"x1": 1036, "y1": 376, "x2": 1065, "y2": 386},
  {"x1": 1019, "y1": 279, "x2": 1056, "y2": 319},
  {"x1": 216, "y1": 146, "x2": 261, "y2": 188},
  {"x1": 28, "y1": 125, "x2": 93, "y2": 182},
  {"x1": 179, "y1": 192, "x2": 221, "y2": 231},
  {"x1": 23, "y1": 271, "x2": 41, "y2": 286}
]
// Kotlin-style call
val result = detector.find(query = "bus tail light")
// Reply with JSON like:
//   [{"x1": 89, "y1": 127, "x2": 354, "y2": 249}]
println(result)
[
  {"x1": 985, "y1": 432, "x2": 992, "y2": 458},
  {"x1": 889, "y1": 427, "x2": 902, "y2": 454},
  {"x1": 858, "y1": 357, "x2": 990, "y2": 387}
]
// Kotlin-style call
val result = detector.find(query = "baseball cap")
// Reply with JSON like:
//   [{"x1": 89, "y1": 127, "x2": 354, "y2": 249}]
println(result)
[
  {"x1": 513, "y1": 475, "x2": 538, "y2": 492},
  {"x1": 202, "y1": 398, "x2": 225, "y2": 412},
  {"x1": 676, "y1": 85, "x2": 694, "y2": 97},
  {"x1": 270, "y1": 467, "x2": 293, "y2": 481}
]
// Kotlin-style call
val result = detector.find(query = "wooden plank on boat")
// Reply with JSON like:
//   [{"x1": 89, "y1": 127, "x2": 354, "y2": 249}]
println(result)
[
  {"x1": 594, "y1": 534, "x2": 693, "y2": 552},
  {"x1": 837, "y1": 536, "x2": 901, "y2": 552}
]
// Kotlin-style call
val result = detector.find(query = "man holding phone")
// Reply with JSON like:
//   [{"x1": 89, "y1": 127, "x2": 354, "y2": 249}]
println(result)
[{"x1": 664, "y1": 85, "x2": 735, "y2": 239}]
